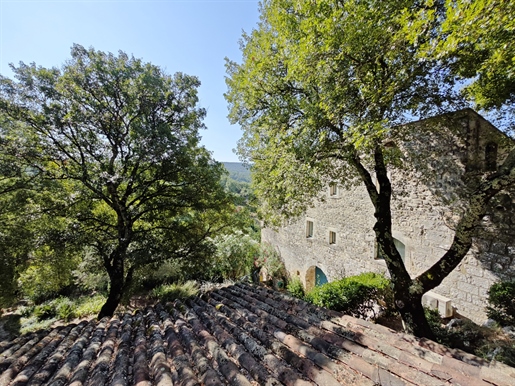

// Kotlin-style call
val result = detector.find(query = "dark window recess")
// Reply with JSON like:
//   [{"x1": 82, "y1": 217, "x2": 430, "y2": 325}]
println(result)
[{"x1": 485, "y1": 142, "x2": 498, "y2": 171}]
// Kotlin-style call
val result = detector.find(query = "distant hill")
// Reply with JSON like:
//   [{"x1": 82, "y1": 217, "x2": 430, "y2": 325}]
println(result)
[{"x1": 222, "y1": 162, "x2": 251, "y2": 183}]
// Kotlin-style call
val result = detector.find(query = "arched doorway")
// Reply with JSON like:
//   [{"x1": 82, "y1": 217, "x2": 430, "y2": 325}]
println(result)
[{"x1": 305, "y1": 266, "x2": 328, "y2": 292}]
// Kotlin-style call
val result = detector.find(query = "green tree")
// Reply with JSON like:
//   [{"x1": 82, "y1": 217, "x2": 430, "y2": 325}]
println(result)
[
  {"x1": 0, "y1": 45, "x2": 233, "y2": 317},
  {"x1": 0, "y1": 195, "x2": 29, "y2": 306},
  {"x1": 210, "y1": 231, "x2": 261, "y2": 280},
  {"x1": 226, "y1": 0, "x2": 515, "y2": 338},
  {"x1": 403, "y1": 0, "x2": 515, "y2": 112},
  {"x1": 0, "y1": 118, "x2": 35, "y2": 306}
]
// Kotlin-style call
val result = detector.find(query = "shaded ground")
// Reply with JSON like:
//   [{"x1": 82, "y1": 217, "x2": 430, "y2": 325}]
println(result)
[{"x1": 0, "y1": 313, "x2": 21, "y2": 341}]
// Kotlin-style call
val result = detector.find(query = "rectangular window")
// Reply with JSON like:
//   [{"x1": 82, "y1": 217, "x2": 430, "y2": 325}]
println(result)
[
  {"x1": 306, "y1": 220, "x2": 314, "y2": 238},
  {"x1": 329, "y1": 183, "x2": 338, "y2": 196},
  {"x1": 329, "y1": 231, "x2": 336, "y2": 245}
]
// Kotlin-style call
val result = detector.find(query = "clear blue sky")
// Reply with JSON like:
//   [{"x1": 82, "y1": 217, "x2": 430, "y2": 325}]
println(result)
[{"x1": 0, "y1": 0, "x2": 260, "y2": 162}]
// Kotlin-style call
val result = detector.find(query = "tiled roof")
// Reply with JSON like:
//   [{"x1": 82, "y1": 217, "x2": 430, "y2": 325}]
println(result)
[{"x1": 1, "y1": 283, "x2": 514, "y2": 386}]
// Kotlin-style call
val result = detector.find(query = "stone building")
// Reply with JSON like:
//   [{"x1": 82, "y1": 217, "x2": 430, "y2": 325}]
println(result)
[{"x1": 262, "y1": 109, "x2": 515, "y2": 323}]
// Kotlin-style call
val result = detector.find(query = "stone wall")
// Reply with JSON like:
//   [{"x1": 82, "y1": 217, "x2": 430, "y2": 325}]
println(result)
[{"x1": 262, "y1": 110, "x2": 515, "y2": 323}]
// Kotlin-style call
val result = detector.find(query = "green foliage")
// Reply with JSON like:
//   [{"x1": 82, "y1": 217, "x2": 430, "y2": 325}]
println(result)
[
  {"x1": 424, "y1": 307, "x2": 447, "y2": 339},
  {"x1": 33, "y1": 304, "x2": 56, "y2": 321},
  {"x1": 54, "y1": 298, "x2": 76, "y2": 321},
  {"x1": 132, "y1": 260, "x2": 189, "y2": 290},
  {"x1": 20, "y1": 316, "x2": 58, "y2": 335},
  {"x1": 476, "y1": 341, "x2": 515, "y2": 368},
  {"x1": 255, "y1": 242, "x2": 285, "y2": 279},
  {"x1": 403, "y1": 0, "x2": 515, "y2": 112},
  {"x1": 13, "y1": 294, "x2": 106, "y2": 334},
  {"x1": 305, "y1": 272, "x2": 392, "y2": 319},
  {"x1": 0, "y1": 160, "x2": 38, "y2": 307},
  {"x1": 424, "y1": 307, "x2": 515, "y2": 367},
  {"x1": 72, "y1": 250, "x2": 109, "y2": 294},
  {"x1": 29, "y1": 295, "x2": 105, "y2": 323},
  {"x1": 18, "y1": 246, "x2": 79, "y2": 304},
  {"x1": 425, "y1": 306, "x2": 485, "y2": 350},
  {"x1": 221, "y1": 176, "x2": 255, "y2": 207},
  {"x1": 226, "y1": 0, "x2": 458, "y2": 225},
  {"x1": 151, "y1": 281, "x2": 200, "y2": 303},
  {"x1": 287, "y1": 277, "x2": 305, "y2": 299},
  {"x1": 425, "y1": 307, "x2": 487, "y2": 352},
  {"x1": 74, "y1": 294, "x2": 107, "y2": 318},
  {"x1": 0, "y1": 44, "x2": 235, "y2": 316},
  {"x1": 486, "y1": 280, "x2": 515, "y2": 326},
  {"x1": 210, "y1": 232, "x2": 261, "y2": 280}
]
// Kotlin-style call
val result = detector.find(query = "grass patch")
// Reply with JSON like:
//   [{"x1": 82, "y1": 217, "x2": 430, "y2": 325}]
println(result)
[
  {"x1": 20, "y1": 316, "x2": 59, "y2": 335},
  {"x1": 4, "y1": 293, "x2": 107, "y2": 335},
  {"x1": 74, "y1": 294, "x2": 106, "y2": 318},
  {"x1": 151, "y1": 281, "x2": 200, "y2": 303}
]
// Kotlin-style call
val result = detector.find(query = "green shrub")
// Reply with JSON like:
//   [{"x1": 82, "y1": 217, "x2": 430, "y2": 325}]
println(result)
[
  {"x1": 74, "y1": 294, "x2": 106, "y2": 318},
  {"x1": 31, "y1": 297, "x2": 75, "y2": 321},
  {"x1": 134, "y1": 260, "x2": 188, "y2": 290},
  {"x1": 425, "y1": 307, "x2": 485, "y2": 350},
  {"x1": 424, "y1": 307, "x2": 449, "y2": 342},
  {"x1": 33, "y1": 303, "x2": 56, "y2": 320},
  {"x1": 17, "y1": 305, "x2": 35, "y2": 318},
  {"x1": 486, "y1": 280, "x2": 515, "y2": 327},
  {"x1": 151, "y1": 281, "x2": 200, "y2": 303},
  {"x1": 256, "y1": 243, "x2": 286, "y2": 280},
  {"x1": 305, "y1": 272, "x2": 391, "y2": 318},
  {"x1": 20, "y1": 316, "x2": 58, "y2": 334},
  {"x1": 53, "y1": 298, "x2": 76, "y2": 321},
  {"x1": 18, "y1": 246, "x2": 79, "y2": 304},
  {"x1": 21, "y1": 294, "x2": 105, "y2": 326},
  {"x1": 211, "y1": 233, "x2": 260, "y2": 280},
  {"x1": 424, "y1": 307, "x2": 513, "y2": 364},
  {"x1": 287, "y1": 277, "x2": 305, "y2": 299},
  {"x1": 476, "y1": 340, "x2": 515, "y2": 367}
]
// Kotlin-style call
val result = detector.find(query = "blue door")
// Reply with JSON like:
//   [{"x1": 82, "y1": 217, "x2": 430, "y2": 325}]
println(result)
[{"x1": 315, "y1": 267, "x2": 328, "y2": 286}]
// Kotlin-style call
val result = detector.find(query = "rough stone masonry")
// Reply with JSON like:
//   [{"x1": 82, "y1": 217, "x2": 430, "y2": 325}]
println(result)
[{"x1": 263, "y1": 109, "x2": 515, "y2": 323}]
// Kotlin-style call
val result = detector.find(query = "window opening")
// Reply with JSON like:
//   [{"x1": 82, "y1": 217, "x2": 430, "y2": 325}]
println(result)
[
  {"x1": 329, "y1": 183, "x2": 338, "y2": 196},
  {"x1": 306, "y1": 220, "x2": 314, "y2": 238},
  {"x1": 485, "y1": 142, "x2": 498, "y2": 171},
  {"x1": 376, "y1": 237, "x2": 405, "y2": 262}
]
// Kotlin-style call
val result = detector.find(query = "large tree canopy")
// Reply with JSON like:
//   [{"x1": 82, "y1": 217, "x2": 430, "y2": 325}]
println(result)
[
  {"x1": 0, "y1": 45, "x2": 233, "y2": 317},
  {"x1": 226, "y1": 0, "x2": 515, "y2": 338},
  {"x1": 405, "y1": 0, "x2": 515, "y2": 112},
  {"x1": 399, "y1": 0, "x2": 515, "y2": 142},
  {"x1": 227, "y1": 0, "x2": 460, "y2": 223}
]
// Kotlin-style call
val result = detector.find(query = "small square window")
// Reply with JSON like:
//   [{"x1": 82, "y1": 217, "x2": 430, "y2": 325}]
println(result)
[
  {"x1": 306, "y1": 220, "x2": 314, "y2": 238},
  {"x1": 329, "y1": 183, "x2": 338, "y2": 196},
  {"x1": 329, "y1": 231, "x2": 336, "y2": 245}
]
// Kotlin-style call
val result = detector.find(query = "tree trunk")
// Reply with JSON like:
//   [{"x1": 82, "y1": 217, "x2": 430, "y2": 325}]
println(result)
[
  {"x1": 392, "y1": 285, "x2": 436, "y2": 340},
  {"x1": 98, "y1": 193, "x2": 134, "y2": 319},
  {"x1": 352, "y1": 146, "x2": 437, "y2": 339},
  {"x1": 348, "y1": 143, "x2": 515, "y2": 340},
  {"x1": 98, "y1": 250, "x2": 126, "y2": 319}
]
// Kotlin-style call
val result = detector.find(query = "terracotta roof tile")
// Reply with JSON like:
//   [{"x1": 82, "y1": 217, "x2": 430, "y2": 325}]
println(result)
[{"x1": 1, "y1": 283, "x2": 514, "y2": 386}]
